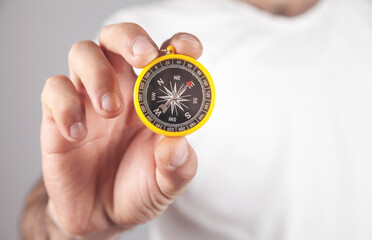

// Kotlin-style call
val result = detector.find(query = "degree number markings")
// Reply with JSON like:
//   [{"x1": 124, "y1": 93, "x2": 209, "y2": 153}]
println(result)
[{"x1": 134, "y1": 50, "x2": 215, "y2": 136}]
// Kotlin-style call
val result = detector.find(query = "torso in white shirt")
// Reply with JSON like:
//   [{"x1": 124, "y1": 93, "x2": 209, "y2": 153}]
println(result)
[{"x1": 104, "y1": 0, "x2": 372, "y2": 239}]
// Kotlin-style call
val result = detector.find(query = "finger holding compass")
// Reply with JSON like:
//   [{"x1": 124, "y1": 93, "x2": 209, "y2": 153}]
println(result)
[{"x1": 160, "y1": 32, "x2": 203, "y2": 59}]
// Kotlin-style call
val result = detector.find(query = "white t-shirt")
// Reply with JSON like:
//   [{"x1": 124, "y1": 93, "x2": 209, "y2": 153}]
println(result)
[{"x1": 104, "y1": 0, "x2": 372, "y2": 239}]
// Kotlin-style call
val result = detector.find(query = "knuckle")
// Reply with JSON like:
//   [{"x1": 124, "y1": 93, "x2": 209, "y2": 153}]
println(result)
[
  {"x1": 159, "y1": 185, "x2": 178, "y2": 199},
  {"x1": 68, "y1": 40, "x2": 97, "y2": 60},
  {"x1": 101, "y1": 22, "x2": 143, "y2": 38},
  {"x1": 99, "y1": 24, "x2": 113, "y2": 40},
  {"x1": 59, "y1": 220, "x2": 90, "y2": 236},
  {"x1": 41, "y1": 75, "x2": 68, "y2": 103},
  {"x1": 115, "y1": 22, "x2": 142, "y2": 32},
  {"x1": 45, "y1": 74, "x2": 68, "y2": 87},
  {"x1": 121, "y1": 22, "x2": 142, "y2": 31},
  {"x1": 89, "y1": 65, "x2": 113, "y2": 79},
  {"x1": 56, "y1": 97, "x2": 80, "y2": 116}
]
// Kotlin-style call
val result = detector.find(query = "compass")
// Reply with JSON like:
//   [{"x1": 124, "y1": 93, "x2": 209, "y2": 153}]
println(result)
[{"x1": 133, "y1": 46, "x2": 215, "y2": 136}]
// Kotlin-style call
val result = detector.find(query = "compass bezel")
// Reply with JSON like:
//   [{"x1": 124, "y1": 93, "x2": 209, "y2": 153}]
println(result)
[{"x1": 133, "y1": 53, "x2": 215, "y2": 136}]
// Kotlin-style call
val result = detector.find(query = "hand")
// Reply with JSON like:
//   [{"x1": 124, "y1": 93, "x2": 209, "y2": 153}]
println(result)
[{"x1": 40, "y1": 23, "x2": 203, "y2": 237}]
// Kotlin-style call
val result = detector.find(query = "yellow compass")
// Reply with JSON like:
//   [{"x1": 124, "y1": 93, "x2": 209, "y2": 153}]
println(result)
[{"x1": 133, "y1": 46, "x2": 215, "y2": 136}]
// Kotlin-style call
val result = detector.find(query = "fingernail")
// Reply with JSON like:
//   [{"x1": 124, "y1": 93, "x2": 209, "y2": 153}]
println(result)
[
  {"x1": 176, "y1": 34, "x2": 199, "y2": 45},
  {"x1": 169, "y1": 138, "x2": 189, "y2": 169},
  {"x1": 101, "y1": 92, "x2": 121, "y2": 112},
  {"x1": 69, "y1": 122, "x2": 86, "y2": 140},
  {"x1": 132, "y1": 37, "x2": 157, "y2": 56}
]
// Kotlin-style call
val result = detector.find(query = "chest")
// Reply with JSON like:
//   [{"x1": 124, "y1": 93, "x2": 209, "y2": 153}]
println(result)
[{"x1": 183, "y1": 33, "x2": 372, "y2": 237}]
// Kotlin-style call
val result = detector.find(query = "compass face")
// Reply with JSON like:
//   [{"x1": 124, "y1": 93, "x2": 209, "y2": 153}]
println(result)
[{"x1": 134, "y1": 55, "x2": 214, "y2": 136}]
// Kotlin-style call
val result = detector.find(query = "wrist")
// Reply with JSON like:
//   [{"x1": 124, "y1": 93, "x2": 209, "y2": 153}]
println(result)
[{"x1": 46, "y1": 201, "x2": 124, "y2": 240}]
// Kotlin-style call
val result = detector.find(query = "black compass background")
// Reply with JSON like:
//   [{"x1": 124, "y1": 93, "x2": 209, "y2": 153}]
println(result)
[{"x1": 146, "y1": 67, "x2": 204, "y2": 125}]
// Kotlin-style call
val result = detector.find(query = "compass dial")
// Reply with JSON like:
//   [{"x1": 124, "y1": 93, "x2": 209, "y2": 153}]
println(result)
[{"x1": 134, "y1": 51, "x2": 215, "y2": 136}]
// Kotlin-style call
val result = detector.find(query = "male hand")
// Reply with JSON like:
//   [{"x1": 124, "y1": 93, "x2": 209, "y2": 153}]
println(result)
[{"x1": 40, "y1": 23, "x2": 202, "y2": 237}]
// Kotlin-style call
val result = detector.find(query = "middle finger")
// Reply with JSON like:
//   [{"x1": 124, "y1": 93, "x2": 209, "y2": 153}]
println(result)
[{"x1": 68, "y1": 40, "x2": 123, "y2": 118}]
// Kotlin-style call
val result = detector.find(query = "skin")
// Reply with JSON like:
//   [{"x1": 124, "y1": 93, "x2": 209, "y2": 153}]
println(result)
[
  {"x1": 40, "y1": 0, "x2": 318, "y2": 238},
  {"x1": 41, "y1": 26, "x2": 201, "y2": 237}
]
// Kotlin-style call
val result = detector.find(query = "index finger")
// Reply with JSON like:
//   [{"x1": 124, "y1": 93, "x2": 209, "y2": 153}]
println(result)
[{"x1": 99, "y1": 23, "x2": 159, "y2": 68}]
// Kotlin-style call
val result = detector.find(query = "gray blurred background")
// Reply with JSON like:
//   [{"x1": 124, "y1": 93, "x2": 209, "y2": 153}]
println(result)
[{"x1": 0, "y1": 0, "x2": 157, "y2": 239}]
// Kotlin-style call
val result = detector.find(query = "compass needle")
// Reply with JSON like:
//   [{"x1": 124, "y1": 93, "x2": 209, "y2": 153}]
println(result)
[
  {"x1": 134, "y1": 45, "x2": 215, "y2": 136},
  {"x1": 179, "y1": 83, "x2": 185, "y2": 92}
]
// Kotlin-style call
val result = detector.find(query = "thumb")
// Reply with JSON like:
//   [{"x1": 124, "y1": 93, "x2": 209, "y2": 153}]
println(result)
[{"x1": 155, "y1": 137, "x2": 198, "y2": 198}]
